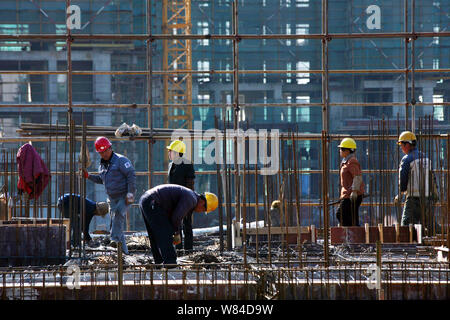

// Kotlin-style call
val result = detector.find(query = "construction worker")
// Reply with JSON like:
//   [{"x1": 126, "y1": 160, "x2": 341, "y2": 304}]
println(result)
[
  {"x1": 336, "y1": 138, "x2": 365, "y2": 226},
  {"x1": 394, "y1": 131, "x2": 435, "y2": 229},
  {"x1": 57, "y1": 193, "x2": 109, "y2": 246},
  {"x1": 83, "y1": 136, "x2": 136, "y2": 254},
  {"x1": 269, "y1": 200, "x2": 282, "y2": 227},
  {"x1": 166, "y1": 140, "x2": 196, "y2": 251},
  {"x1": 138, "y1": 184, "x2": 218, "y2": 268}
]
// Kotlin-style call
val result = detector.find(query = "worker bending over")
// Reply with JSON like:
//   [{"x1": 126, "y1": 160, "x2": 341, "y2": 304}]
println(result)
[
  {"x1": 139, "y1": 184, "x2": 218, "y2": 268},
  {"x1": 57, "y1": 193, "x2": 109, "y2": 246}
]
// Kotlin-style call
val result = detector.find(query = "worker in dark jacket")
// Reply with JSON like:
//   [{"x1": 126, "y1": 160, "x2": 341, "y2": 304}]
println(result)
[
  {"x1": 139, "y1": 184, "x2": 218, "y2": 268},
  {"x1": 57, "y1": 193, "x2": 109, "y2": 245},
  {"x1": 83, "y1": 136, "x2": 136, "y2": 254},
  {"x1": 166, "y1": 140, "x2": 196, "y2": 251},
  {"x1": 336, "y1": 138, "x2": 365, "y2": 226}
]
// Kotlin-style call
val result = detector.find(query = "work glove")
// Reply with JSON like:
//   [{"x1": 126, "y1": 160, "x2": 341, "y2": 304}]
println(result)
[
  {"x1": 173, "y1": 233, "x2": 181, "y2": 246},
  {"x1": 126, "y1": 193, "x2": 134, "y2": 205},
  {"x1": 350, "y1": 191, "x2": 358, "y2": 202},
  {"x1": 394, "y1": 194, "x2": 402, "y2": 205},
  {"x1": 79, "y1": 169, "x2": 89, "y2": 179}
]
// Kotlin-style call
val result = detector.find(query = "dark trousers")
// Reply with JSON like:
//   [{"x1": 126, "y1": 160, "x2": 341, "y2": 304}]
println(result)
[
  {"x1": 336, "y1": 196, "x2": 363, "y2": 227},
  {"x1": 139, "y1": 198, "x2": 177, "y2": 266},
  {"x1": 62, "y1": 210, "x2": 95, "y2": 244},
  {"x1": 176, "y1": 214, "x2": 193, "y2": 250}
]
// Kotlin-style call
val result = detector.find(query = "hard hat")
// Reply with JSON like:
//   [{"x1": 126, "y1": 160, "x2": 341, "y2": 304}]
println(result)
[
  {"x1": 203, "y1": 192, "x2": 218, "y2": 213},
  {"x1": 166, "y1": 140, "x2": 186, "y2": 154},
  {"x1": 94, "y1": 137, "x2": 112, "y2": 152},
  {"x1": 95, "y1": 202, "x2": 109, "y2": 216},
  {"x1": 337, "y1": 137, "x2": 357, "y2": 150},
  {"x1": 271, "y1": 200, "x2": 281, "y2": 209},
  {"x1": 397, "y1": 131, "x2": 417, "y2": 145}
]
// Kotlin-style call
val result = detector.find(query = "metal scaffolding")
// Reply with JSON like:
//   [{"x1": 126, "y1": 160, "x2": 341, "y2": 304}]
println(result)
[{"x1": 0, "y1": 0, "x2": 449, "y2": 300}]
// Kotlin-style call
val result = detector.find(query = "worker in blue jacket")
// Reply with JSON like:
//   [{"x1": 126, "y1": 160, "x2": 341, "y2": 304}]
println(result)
[
  {"x1": 83, "y1": 137, "x2": 136, "y2": 254},
  {"x1": 139, "y1": 184, "x2": 218, "y2": 268},
  {"x1": 394, "y1": 131, "x2": 435, "y2": 228},
  {"x1": 57, "y1": 193, "x2": 109, "y2": 246}
]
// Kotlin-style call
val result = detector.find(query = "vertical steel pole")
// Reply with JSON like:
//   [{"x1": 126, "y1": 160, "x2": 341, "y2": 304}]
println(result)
[
  {"x1": 404, "y1": 0, "x2": 410, "y2": 131},
  {"x1": 147, "y1": 0, "x2": 153, "y2": 188},
  {"x1": 321, "y1": 0, "x2": 330, "y2": 267},
  {"x1": 117, "y1": 242, "x2": 123, "y2": 300},
  {"x1": 232, "y1": 0, "x2": 242, "y2": 247},
  {"x1": 411, "y1": 0, "x2": 416, "y2": 133}
]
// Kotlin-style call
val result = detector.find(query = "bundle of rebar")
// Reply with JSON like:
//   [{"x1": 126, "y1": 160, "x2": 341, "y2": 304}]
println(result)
[{"x1": 17, "y1": 123, "x2": 201, "y2": 140}]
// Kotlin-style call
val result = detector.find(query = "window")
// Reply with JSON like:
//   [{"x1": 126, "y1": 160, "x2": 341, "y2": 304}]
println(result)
[
  {"x1": 363, "y1": 88, "x2": 393, "y2": 117},
  {"x1": 286, "y1": 62, "x2": 292, "y2": 83},
  {"x1": 0, "y1": 24, "x2": 29, "y2": 51},
  {"x1": 296, "y1": 0, "x2": 309, "y2": 7},
  {"x1": 286, "y1": 24, "x2": 292, "y2": 46},
  {"x1": 197, "y1": 22, "x2": 209, "y2": 46},
  {"x1": 262, "y1": 25, "x2": 267, "y2": 46},
  {"x1": 296, "y1": 61, "x2": 310, "y2": 85},
  {"x1": 58, "y1": 61, "x2": 93, "y2": 102},
  {"x1": 262, "y1": 61, "x2": 267, "y2": 84},
  {"x1": 296, "y1": 96, "x2": 310, "y2": 122},
  {"x1": 238, "y1": 94, "x2": 246, "y2": 122},
  {"x1": 296, "y1": 24, "x2": 309, "y2": 46},
  {"x1": 296, "y1": 108, "x2": 310, "y2": 122},
  {"x1": 433, "y1": 25, "x2": 440, "y2": 45},
  {"x1": 433, "y1": 59, "x2": 439, "y2": 69},
  {"x1": 225, "y1": 21, "x2": 231, "y2": 45},
  {"x1": 225, "y1": 62, "x2": 232, "y2": 82},
  {"x1": 433, "y1": 95, "x2": 444, "y2": 121},
  {"x1": 197, "y1": 60, "x2": 210, "y2": 83},
  {"x1": 198, "y1": 93, "x2": 210, "y2": 121}
]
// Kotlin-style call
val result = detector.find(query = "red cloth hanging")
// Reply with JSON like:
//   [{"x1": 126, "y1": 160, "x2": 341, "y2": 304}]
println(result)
[{"x1": 16, "y1": 143, "x2": 50, "y2": 199}]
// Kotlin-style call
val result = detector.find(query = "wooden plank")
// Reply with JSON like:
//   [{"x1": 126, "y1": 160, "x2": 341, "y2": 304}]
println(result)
[
  {"x1": 245, "y1": 226, "x2": 310, "y2": 235},
  {"x1": 365, "y1": 223, "x2": 370, "y2": 244},
  {"x1": 378, "y1": 223, "x2": 384, "y2": 243}
]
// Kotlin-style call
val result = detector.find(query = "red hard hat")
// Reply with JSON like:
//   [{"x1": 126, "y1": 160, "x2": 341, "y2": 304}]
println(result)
[{"x1": 95, "y1": 137, "x2": 112, "y2": 152}]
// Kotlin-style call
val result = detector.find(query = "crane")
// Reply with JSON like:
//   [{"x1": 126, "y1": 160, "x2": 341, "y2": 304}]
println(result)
[{"x1": 162, "y1": 0, "x2": 193, "y2": 131}]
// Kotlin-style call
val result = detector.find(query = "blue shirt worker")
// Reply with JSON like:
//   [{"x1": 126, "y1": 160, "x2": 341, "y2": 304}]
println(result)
[
  {"x1": 57, "y1": 193, "x2": 109, "y2": 245},
  {"x1": 166, "y1": 140, "x2": 196, "y2": 251},
  {"x1": 83, "y1": 136, "x2": 136, "y2": 254},
  {"x1": 394, "y1": 131, "x2": 434, "y2": 228},
  {"x1": 139, "y1": 184, "x2": 218, "y2": 268}
]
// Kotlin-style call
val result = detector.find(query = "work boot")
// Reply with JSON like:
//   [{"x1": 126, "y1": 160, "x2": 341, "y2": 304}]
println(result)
[
  {"x1": 85, "y1": 239, "x2": 99, "y2": 248},
  {"x1": 163, "y1": 263, "x2": 179, "y2": 270},
  {"x1": 102, "y1": 239, "x2": 111, "y2": 246}
]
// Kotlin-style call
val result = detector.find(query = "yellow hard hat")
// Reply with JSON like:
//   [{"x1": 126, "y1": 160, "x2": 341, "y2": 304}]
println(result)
[
  {"x1": 95, "y1": 202, "x2": 109, "y2": 216},
  {"x1": 271, "y1": 200, "x2": 281, "y2": 209},
  {"x1": 166, "y1": 140, "x2": 186, "y2": 154},
  {"x1": 338, "y1": 137, "x2": 357, "y2": 150},
  {"x1": 204, "y1": 192, "x2": 218, "y2": 213},
  {"x1": 397, "y1": 131, "x2": 417, "y2": 145}
]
